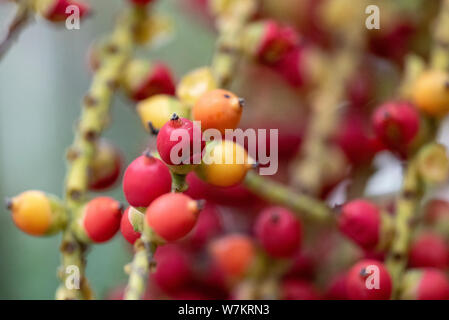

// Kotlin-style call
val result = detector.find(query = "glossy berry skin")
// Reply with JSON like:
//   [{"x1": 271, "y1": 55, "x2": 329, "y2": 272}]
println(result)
[
  {"x1": 120, "y1": 207, "x2": 142, "y2": 245},
  {"x1": 282, "y1": 279, "x2": 321, "y2": 300},
  {"x1": 145, "y1": 193, "x2": 200, "y2": 242},
  {"x1": 401, "y1": 269, "x2": 449, "y2": 300},
  {"x1": 157, "y1": 115, "x2": 205, "y2": 166},
  {"x1": 338, "y1": 200, "x2": 381, "y2": 250},
  {"x1": 412, "y1": 70, "x2": 449, "y2": 117},
  {"x1": 325, "y1": 273, "x2": 348, "y2": 300},
  {"x1": 409, "y1": 233, "x2": 449, "y2": 269},
  {"x1": 209, "y1": 234, "x2": 255, "y2": 279},
  {"x1": 372, "y1": 101, "x2": 419, "y2": 151},
  {"x1": 9, "y1": 191, "x2": 53, "y2": 236},
  {"x1": 346, "y1": 260, "x2": 392, "y2": 300},
  {"x1": 192, "y1": 89, "x2": 243, "y2": 135},
  {"x1": 152, "y1": 244, "x2": 193, "y2": 293},
  {"x1": 83, "y1": 197, "x2": 122, "y2": 243},
  {"x1": 254, "y1": 207, "x2": 302, "y2": 258},
  {"x1": 198, "y1": 140, "x2": 253, "y2": 187},
  {"x1": 123, "y1": 155, "x2": 171, "y2": 207},
  {"x1": 88, "y1": 140, "x2": 122, "y2": 191}
]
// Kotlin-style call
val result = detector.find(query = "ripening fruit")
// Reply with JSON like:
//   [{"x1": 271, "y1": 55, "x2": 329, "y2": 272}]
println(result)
[
  {"x1": 136, "y1": 95, "x2": 189, "y2": 132},
  {"x1": 34, "y1": 0, "x2": 90, "y2": 22},
  {"x1": 281, "y1": 279, "x2": 321, "y2": 300},
  {"x1": 346, "y1": 260, "x2": 392, "y2": 300},
  {"x1": 324, "y1": 273, "x2": 348, "y2": 300},
  {"x1": 7, "y1": 190, "x2": 66, "y2": 236},
  {"x1": 272, "y1": 46, "x2": 306, "y2": 87},
  {"x1": 338, "y1": 200, "x2": 382, "y2": 250},
  {"x1": 254, "y1": 207, "x2": 302, "y2": 258},
  {"x1": 372, "y1": 101, "x2": 420, "y2": 151},
  {"x1": 197, "y1": 140, "x2": 254, "y2": 187},
  {"x1": 400, "y1": 268, "x2": 449, "y2": 300},
  {"x1": 409, "y1": 233, "x2": 449, "y2": 269},
  {"x1": 209, "y1": 234, "x2": 255, "y2": 279},
  {"x1": 123, "y1": 154, "x2": 172, "y2": 207},
  {"x1": 122, "y1": 59, "x2": 175, "y2": 101},
  {"x1": 120, "y1": 207, "x2": 143, "y2": 245},
  {"x1": 152, "y1": 244, "x2": 193, "y2": 293},
  {"x1": 81, "y1": 197, "x2": 123, "y2": 243},
  {"x1": 242, "y1": 20, "x2": 298, "y2": 64},
  {"x1": 88, "y1": 140, "x2": 122, "y2": 191},
  {"x1": 156, "y1": 114, "x2": 205, "y2": 166},
  {"x1": 145, "y1": 193, "x2": 201, "y2": 242},
  {"x1": 177, "y1": 67, "x2": 217, "y2": 107},
  {"x1": 192, "y1": 89, "x2": 244, "y2": 135},
  {"x1": 412, "y1": 70, "x2": 449, "y2": 117}
]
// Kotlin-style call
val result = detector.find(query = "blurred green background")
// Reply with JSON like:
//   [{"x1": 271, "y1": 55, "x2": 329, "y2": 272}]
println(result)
[{"x1": 0, "y1": 0, "x2": 214, "y2": 299}]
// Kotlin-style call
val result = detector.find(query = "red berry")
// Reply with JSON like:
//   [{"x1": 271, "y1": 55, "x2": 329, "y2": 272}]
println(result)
[
  {"x1": 346, "y1": 260, "x2": 392, "y2": 300},
  {"x1": 281, "y1": 279, "x2": 321, "y2": 300},
  {"x1": 254, "y1": 207, "x2": 302, "y2": 258},
  {"x1": 338, "y1": 200, "x2": 381, "y2": 250},
  {"x1": 186, "y1": 202, "x2": 222, "y2": 248},
  {"x1": 120, "y1": 207, "x2": 142, "y2": 245},
  {"x1": 88, "y1": 140, "x2": 123, "y2": 191},
  {"x1": 82, "y1": 197, "x2": 122, "y2": 243},
  {"x1": 152, "y1": 244, "x2": 192, "y2": 293},
  {"x1": 372, "y1": 101, "x2": 420, "y2": 151},
  {"x1": 157, "y1": 114, "x2": 205, "y2": 166},
  {"x1": 401, "y1": 268, "x2": 449, "y2": 300},
  {"x1": 424, "y1": 198, "x2": 449, "y2": 224},
  {"x1": 36, "y1": 0, "x2": 90, "y2": 22},
  {"x1": 325, "y1": 273, "x2": 348, "y2": 300},
  {"x1": 133, "y1": 63, "x2": 176, "y2": 101},
  {"x1": 123, "y1": 154, "x2": 171, "y2": 207},
  {"x1": 145, "y1": 193, "x2": 200, "y2": 242},
  {"x1": 409, "y1": 233, "x2": 449, "y2": 269},
  {"x1": 272, "y1": 46, "x2": 305, "y2": 87}
]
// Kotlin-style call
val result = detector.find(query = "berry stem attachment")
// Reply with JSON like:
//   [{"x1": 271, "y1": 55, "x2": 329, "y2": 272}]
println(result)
[
  {"x1": 124, "y1": 236, "x2": 157, "y2": 300},
  {"x1": 171, "y1": 172, "x2": 188, "y2": 192},
  {"x1": 243, "y1": 170, "x2": 332, "y2": 224},
  {"x1": 0, "y1": 0, "x2": 30, "y2": 60}
]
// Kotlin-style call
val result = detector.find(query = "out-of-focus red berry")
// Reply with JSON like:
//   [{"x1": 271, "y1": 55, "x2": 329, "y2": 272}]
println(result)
[{"x1": 346, "y1": 260, "x2": 392, "y2": 300}]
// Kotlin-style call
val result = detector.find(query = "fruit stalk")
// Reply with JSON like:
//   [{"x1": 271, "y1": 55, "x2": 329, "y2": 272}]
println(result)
[
  {"x1": 244, "y1": 170, "x2": 332, "y2": 223},
  {"x1": 57, "y1": 5, "x2": 148, "y2": 300},
  {"x1": 290, "y1": 1, "x2": 367, "y2": 195},
  {"x1": 0, "y1": 0, "x2": 30, "y2": 59},
  {"x1": 210, "y1": 0, "x2": 257, "y2": 88}
]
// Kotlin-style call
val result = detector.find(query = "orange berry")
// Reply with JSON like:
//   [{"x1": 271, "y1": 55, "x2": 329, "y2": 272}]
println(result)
[
  {"x1": 8, "y1": 191, "x2": 53, "y2": 236},
  {"x1": 412, "y1": 70, "x2": 449, "y2": 117},
  {"x1": 209, "y1": 234, "x2": 255, "y2": 279},
  {"x1": 192, "y1": 89, "x2": 244, "y2": 134}
]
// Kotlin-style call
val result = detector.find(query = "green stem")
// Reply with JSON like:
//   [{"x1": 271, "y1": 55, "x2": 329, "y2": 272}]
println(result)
[
  {"x1": 0, "y1": 0, "x2": 30, "y2": 60},
  {"x1": 243, "y1": 170, "x2": 332, "y2": 224}
]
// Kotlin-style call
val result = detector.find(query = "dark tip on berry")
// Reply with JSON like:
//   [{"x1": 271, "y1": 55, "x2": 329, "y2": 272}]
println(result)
[
  {"x1": 196, "y1": 199, "x2": 206, "y2": 211},
  {"x1": 5, "y1": 197, "x2": 13, "y2": 210},
  {"x1": 118, "y1": 202, "x2": 125, "y2": 213},
  {"x1": 224, "y1": 94, "x2": 231, "y2": 99},
  {"x1": 332, "y1": 203, "x2": 343, "y2": 215},
  {"x1": 143, "y1": 149, "x2": 153, "y2": 159},
  {"x1": 360, "y1": 268, "x2": 369, "y2": 278},
  {"x1": 170, "y1": 113, "x2": 179, "y2": 121},
  {"x1": 251, "y1": 161, "x2": 259, "y2": 169},
  {"x1": 270, "y1": 212, "x2": 280, "y2": 224},
  {"x1": 238, "y1": 98, "x2": 245, "y2": 108},
  {"x1": 147, "y1": 122, "x2": 159, "y2": 135}
]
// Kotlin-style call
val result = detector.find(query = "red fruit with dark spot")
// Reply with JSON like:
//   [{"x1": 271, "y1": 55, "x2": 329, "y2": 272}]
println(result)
[
  {"x1": 152, "y1": 244, "x2": 193, "y2": 293},
  {"x1": 123, "y1": 154, "x2": 171, "y2": 207},
  {"x1": 145, "y1": 193, "x2": 200, "y2": 242},
  {"x1": 409, "y1": 233, "x2": 449, "y2": 269},
  {"x1": 254, "y1": 207, "x2": 302, "y2": 258},
  {"x1": 372, "y1": 101, "x2": 419, "y2": 151},
  {"x1": 82, "y1": 197, "x2": 122, "y2": 243},
  {"x1": 120, "y1": 207, "x2": 142, "y2": 244},
  {"x1": 338, "y1": 200, "x2": 381, "y2": 250},
  {"x1": 157, "y1": 115, "x2": 205, "y2": 166},
  {"x1": 281, "y1": 279, "x2": 321, "y2": 300},
  {"x1": 346, "y1": 260, "x2": 392, "y2": 300}
]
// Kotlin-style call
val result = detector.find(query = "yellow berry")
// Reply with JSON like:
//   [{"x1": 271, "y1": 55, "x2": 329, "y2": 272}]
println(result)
[
  {"x1": 412, "y1": 70, "x2": 449, "y2": 117},
  {"x1": 176, "y1": 67, "x2": 217, "y2": 107}
]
